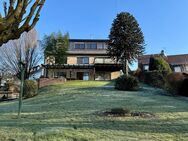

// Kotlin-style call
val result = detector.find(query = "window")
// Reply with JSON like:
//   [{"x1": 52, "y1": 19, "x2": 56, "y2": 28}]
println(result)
[
  {"x1": 55, "y1": 72, "x2": 66, "y2": 78},
  {"x1": 103, "y1": 43, "x2": 108, "y2": 49},
  {"x1": 143, "y1": 65, "x2": 149, "y2": 71},
  {"x1": 174, "y1": 66, "x2": 181, "y2": 72},
  {"x1": 86, "y1": 43, "x2": 97, "y2": 49},
  {"x1": 186, "y1": 66, "x2": 188, "y2": 71},
  {"x1": 75, "y1": 43, "x2": 85, "y2": 49},
  {"x1": 83, "y1": 57, "x2": 89, "y2": 64},
  {"x1": 83, "y1": 72, "x2": 89, "y2": 80},
  {"x1": 77, "y1": 57, "x2": 89, "y2": 64}
]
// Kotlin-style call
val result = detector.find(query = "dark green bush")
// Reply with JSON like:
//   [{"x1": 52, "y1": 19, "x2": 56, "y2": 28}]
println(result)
[
  {"x1": 23, "y1": 80, "x2": 38, "y2": 98},
  {"x1": 179, "y1": 78, "x2": 188, "y2": 97},
  {"x1": 166, "y1": 72, "x2": 187, "y2": 95},
  {"x1": 115, "y1": 75, "x2": 139, "y2": 91},
  {"x1": 149, "y1": 55, "x2": 172, "y2": 74},
  {"x1": 143, "y1": 71, "x2": 168, "y2": 88},
  {"x1": 106, "y1": 108, "x2": 130, "y2": 116},
  {"x1": 132, "y1": 68, "x2": 142, "y2": 78},
  {"x1": 166, "y1": 73, "x2": 188, "y2": 96}
]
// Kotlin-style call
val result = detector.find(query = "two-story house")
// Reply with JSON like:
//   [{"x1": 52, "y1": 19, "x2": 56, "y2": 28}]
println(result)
[
  {"x1": 42, "y1": 39, "x2": 123, "y2": 80},
  {"x1": 138, "y1": 51, "x2": 188, "y2": 72}
]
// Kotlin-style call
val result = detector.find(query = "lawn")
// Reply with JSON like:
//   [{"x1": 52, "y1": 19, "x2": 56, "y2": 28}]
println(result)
[{"x1": 0, "y1": 81, "x2": 188, "y2": 141}]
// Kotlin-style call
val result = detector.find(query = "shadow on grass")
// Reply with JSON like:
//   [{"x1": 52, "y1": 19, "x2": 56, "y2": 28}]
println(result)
[{"x1": 0, "y1": 116, "x2": 188, "y2": 134}]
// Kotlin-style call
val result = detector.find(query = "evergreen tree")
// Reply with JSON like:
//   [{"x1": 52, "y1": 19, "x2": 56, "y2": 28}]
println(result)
[
  {"x1": 149, "y1": 55, "x2": 172, "y2": 74},
  {"x1": 107, "y1": 12, "x2": 145, "y2": 76},
  {"x1": 43, "y1": 32, "x2": 69, "y2": 64}
]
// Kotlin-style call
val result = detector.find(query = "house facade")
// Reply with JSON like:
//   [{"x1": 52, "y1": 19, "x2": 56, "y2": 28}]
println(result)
[
  {"x1": 42, "y1": 39, "x2": 123, "y2": 80},
  {"x1": 138, "y1": 52, "x2": 188, "y2": 72}
]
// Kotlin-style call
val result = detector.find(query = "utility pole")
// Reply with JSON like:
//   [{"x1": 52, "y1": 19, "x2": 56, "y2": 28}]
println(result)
[{"x1": 18, "y1": 61, "x2": 25, "y2": 119}]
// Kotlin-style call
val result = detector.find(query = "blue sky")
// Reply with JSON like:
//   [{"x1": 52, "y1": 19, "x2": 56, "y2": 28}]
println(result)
[
  {"x1": 1, "y1": 0, "x2": 188, "y2": 69},
  {"x1": 36, "y1": 0, "x2": 188, "y2": 56}
]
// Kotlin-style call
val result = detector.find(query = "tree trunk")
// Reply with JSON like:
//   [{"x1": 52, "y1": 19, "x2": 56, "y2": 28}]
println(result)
[
  {"x1": 123, "y1": 59, "x2": 129, "y2": 76},
  {"x1": 18, "y1": 65, "x2": 25, "y2": 119}
]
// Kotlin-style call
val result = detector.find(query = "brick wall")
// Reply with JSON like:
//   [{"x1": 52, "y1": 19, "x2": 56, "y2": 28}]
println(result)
[{"x1": 38, "y1": 78, "x2": 66, "y2": 88}]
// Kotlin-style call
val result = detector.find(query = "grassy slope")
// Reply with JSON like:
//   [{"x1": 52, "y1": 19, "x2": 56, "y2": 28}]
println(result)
[{"x1": 0, "y1": 81, "x2": 188, "y2": 141}]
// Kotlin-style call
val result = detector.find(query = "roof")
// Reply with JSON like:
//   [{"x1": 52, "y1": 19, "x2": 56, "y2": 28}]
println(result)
[
  {"x1": 138, "y1": 55, "x2": 152, "y2": 65},
  {"x1": 138, "y1": 54, "x2": 188, "y2": 65},
  {"x1": 69, "y1": 39, "x2": 108, "y2": 42},
  {"x1": 42, "y1": 64, "x2": 123, "y2": 70},
  {"x1": 167, "y1": 54, "x2": 188, "y2": 65}
]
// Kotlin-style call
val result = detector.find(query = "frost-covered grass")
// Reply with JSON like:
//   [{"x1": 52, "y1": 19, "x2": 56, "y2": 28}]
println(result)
[{"x1": 0, "y1": 81, "x2": 188, "y2": 141}]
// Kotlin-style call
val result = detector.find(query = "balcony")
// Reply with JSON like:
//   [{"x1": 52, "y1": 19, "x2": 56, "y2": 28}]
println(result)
[{"x1": 94, "y1": 58, "x2": 118, "y2": 64}]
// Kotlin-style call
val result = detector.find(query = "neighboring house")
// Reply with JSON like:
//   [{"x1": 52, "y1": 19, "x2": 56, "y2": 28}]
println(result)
[
  {"x1": 29, "y1": 65, "x2": 43, "y2": 80},
  {"x1": 42, "y1": 39, "x2": 123, "y2": 80},
  {"x1": 138, "y1": 52, "x2": 188, "y2": 72}
]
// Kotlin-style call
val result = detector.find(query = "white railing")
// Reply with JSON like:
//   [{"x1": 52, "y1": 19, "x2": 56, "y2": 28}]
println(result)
[{"x1": 94, "y1": 58, "x2": 117, "y2": 64}]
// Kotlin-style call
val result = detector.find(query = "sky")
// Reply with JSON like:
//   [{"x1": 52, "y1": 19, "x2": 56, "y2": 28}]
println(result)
[{"x1": 35, "y1": 0, "x2": 188, "y2": 56}]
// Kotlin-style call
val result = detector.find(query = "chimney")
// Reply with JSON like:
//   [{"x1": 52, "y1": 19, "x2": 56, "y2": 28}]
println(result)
[{"x1": 160, "y1": 50, "x2": 166, "y2": 57}]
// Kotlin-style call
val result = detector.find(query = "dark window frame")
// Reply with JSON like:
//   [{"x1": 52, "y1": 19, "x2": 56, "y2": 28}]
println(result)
[
  {"x1": 77, "y1": 57, "x2": 89, "y2": 64},
  {"x1": 75, "y1": 43, "x2": 85, "y2": 49},
  {"x1": 86, "y1": 43, "x2": 97, "y2": 49}
]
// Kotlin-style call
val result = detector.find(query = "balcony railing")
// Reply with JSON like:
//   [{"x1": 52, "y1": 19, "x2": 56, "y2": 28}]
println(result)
[{"x1": 94, "y1": 58, "x2": 119, "y2": 64}]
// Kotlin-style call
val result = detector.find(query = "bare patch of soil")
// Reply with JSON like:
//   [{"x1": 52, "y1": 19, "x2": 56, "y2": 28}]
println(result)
[{"x1": 98, "y1": 108, "x2": 155, "y2": 118}]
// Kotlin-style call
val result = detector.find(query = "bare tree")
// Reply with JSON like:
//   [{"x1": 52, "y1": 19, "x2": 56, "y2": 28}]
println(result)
[
  {"x1": 0, "y1": 0, "x2": 46, "y2": 46},
  {"x1": 0, "y1": 29, "x2": 42, "y2": 80}
]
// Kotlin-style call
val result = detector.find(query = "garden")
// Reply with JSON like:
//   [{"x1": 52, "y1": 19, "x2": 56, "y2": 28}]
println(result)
[{"x1": 0, "y1": 81, "x2": 188, "y2": 141}]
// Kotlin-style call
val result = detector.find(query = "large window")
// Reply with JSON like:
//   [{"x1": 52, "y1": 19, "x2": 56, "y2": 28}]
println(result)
[
  {"x1": 77, "y1": 57, "x2": 89, "y2": 64},
  {"x1": 83, "y1": 72, "x2": 89, "y2": 80},
  {"x1": 174, "y1": 66, "x2": 181, "y2": 72},
  {"x1": 86, "y1": 43, "x2": 97, "y2": 49},
  {"x1": 55, "y1": 72, "x2": 66, "y2": 78},
  {"x1": 75, "y1": 43, "x2": 85, "y2": 49},
  {"x1": 185, "y1": 66, "x2": 188, "y2": 71}
]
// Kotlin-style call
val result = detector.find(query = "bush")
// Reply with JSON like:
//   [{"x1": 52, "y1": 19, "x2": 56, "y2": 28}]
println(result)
[
  {"x1": 23, "y1": 80, "x2": 38, "y2": 98},
  {"x1": 149, "y1": 55, "x2": 172, "y2": 74},
  {"x1": 132, "y1": 68, "x2": 142, "y2": 78},
  {"x1": 143, "y1": 71, "x2": 168, "y2": 88},
  {"x1": 166, "y1": 73, "x2": 188, "y2": 96},
  {"x1": 7, "y1": 82, "x2": 20, "y2": 93},
  {"x1": 105, "y1": 108, "x2": 130, "y2": 116},
  {"x1": 115, "y1": 75, "x2": 139, "y2": 91},
  {"x1": 179, "y1": 78, "x2": 188, "y2": 96}
]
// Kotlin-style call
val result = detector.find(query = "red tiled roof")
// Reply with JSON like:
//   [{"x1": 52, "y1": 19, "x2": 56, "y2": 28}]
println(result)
[
  {"x1": 167, "y1": 54, "x2": 188, "y2": 65},
  {"x1": 138, "y1": 54, "x2": 188, "y2": 65},
  {"x1": 138, "y1": 55, "x2": 152, "y2": 65}
]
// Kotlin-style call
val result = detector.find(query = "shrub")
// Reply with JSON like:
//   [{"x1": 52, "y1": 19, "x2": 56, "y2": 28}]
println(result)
[
  {"x1": 143, "y1": 71, "x2": 168, "y2": 88},
  {"x1": 104, "y1": 108, "x2": 130, "y2": 116},
  {"x1": 7, "y1": 82, "x2": 20, "y2": 93},
  {"x1": 23, "y1": 80, "x2": 38, "y2": 98},
  {"x1": 149, "y1": 55, "x2": 172, "y2": 74},
  {"x1": 179, "y1": 78, "x2": 188, "y2": 96},
  {"x1": 132, "y1": 68, "x2": 142, "y2": 78},
  {"x1": 115, "y1": 75, "x2": 139, "y2": 91},
  {"x1": 166, "y1": 73, "x2": 188, "y2": 96}
]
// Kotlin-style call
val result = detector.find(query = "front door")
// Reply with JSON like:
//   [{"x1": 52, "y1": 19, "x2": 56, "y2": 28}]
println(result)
[
  {"x1": 77, "y1": 72, "x2": 89, "y2": 80},
  {"x1": 77, "y1": 72, "x2": 83, "y2": 80}
]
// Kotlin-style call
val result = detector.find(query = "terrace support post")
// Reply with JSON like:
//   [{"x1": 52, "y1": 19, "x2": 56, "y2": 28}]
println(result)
[
  {"x1": 93, "y1": 67, "x2": 96, "y2": 80},
  {"x1": 18, "y1": 62, "x2": 25, "y2": 119}
]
